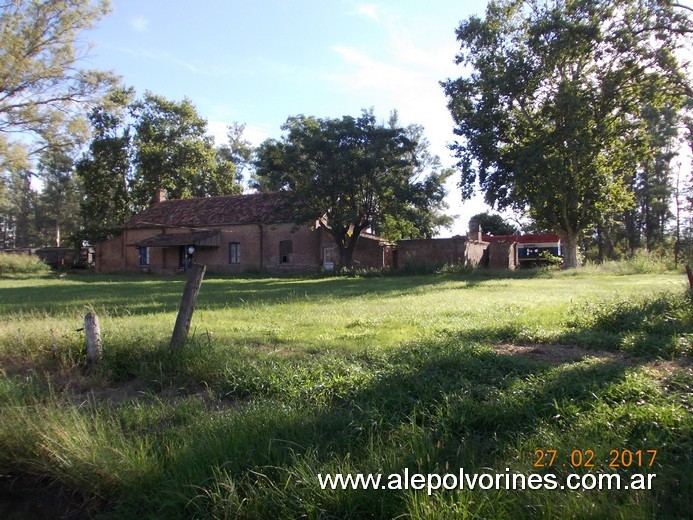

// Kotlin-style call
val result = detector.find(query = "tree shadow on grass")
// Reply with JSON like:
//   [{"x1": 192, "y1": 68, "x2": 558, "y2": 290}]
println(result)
[
  {"x1": 111, "y1": 336, "x2": 690, "y2": 519},
  {"x1": 0, "y1": 272, "x2": 498, "y2": 317}
]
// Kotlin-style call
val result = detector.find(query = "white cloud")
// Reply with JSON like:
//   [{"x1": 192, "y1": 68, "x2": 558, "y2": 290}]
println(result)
[
  {"x1": 357, "y1": 4, "x2": 379, "y2": 22},
  {"x1": 130, "y1": 16, "x2": 149, "y2": 32},
  {"x1": 329, "y1": 36, "x2": 459, "y2": 161},
  {"x1": 329, "y1": 9, "x2": 489, "y2": 235},
  {"x1": 207, "y1": 120, "x2": 269, "y2": 148}
]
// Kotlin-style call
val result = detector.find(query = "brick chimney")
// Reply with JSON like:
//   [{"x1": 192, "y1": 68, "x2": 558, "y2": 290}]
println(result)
[{"x1": 154, "y1": 188, "x2": 167, "y2": 203}]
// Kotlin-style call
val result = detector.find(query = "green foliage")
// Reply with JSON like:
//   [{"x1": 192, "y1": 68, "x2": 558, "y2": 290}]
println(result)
[
  {"x1": 221, "y1": 121, "x2": 254, "y2": 183},
  {"x1": 77, "y1": 89, "x2": 243, "y2": 242},
  {"x1": 443, "y1": 0, "x2": 692, "y2": 267},
  {"x1": 254, "y1": 110, "x2": 450, "y2": 266},
  {"x1": 130, "y1": 92, "x2": 239, "y2": 210},
  {"x1": 0, "y1": 253, "x2": 50, "y2": 276},
  {"x1": 565, "y1": 292, "x2": 692, "y2": 357},
  {"x1": 468, "y1": 212, "x2": 519, "y2": 236},
  {"x1": 76, "y1": 87, "x2": 134, "y2": 243},
  {"x1": 36, "y1": 147, "x2": 83, "y2": 246},
  {"x1": 0, "y1": 272, "x2": 690, "y2": 518},
  {"x1": 0, "y1": 0, "x2": 115, "y2": 170},
  {"x1": 537, "y1": 250, "x2": 562, "y2": 267},
  {"x1": 582, "y1": 250, "x2": 677, "y2": 276}
]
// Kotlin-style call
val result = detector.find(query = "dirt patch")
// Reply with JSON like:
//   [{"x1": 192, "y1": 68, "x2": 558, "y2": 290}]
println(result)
[
  {"x1": 492, "y1": 343, "x2": 692, "y2": 376},
  {"x1": 493, "y1": 343, "x2": 621, "y2": 364},
  {"x1": 251, "y1": 343, "x2": 297, "y2": 356},
  {"x1": 0, "y1": 475, "x2": 95, "y2": 520},
  {"x1": 73, "y1": 378, "x2": 149, "y2": 405}
]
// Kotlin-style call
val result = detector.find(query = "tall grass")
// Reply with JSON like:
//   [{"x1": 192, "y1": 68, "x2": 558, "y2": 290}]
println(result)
[
  {"x1": 0, "y1": 253, "x2": 50, "y2": 276},
  {"x1": 564, "y1": 291, "x2": 692, "y2": 357},
  {"x1": 0, "y1": 270, "x2": 690, "y2": 518}
]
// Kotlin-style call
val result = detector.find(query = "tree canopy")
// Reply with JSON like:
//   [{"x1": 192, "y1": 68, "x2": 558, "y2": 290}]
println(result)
[
  {"x1": 0, "y1": 0, "x2": 114, "y2": 168},
  {"x1": 76, "y1": 89, "x2": 243, "y2": 243},
  {"x1": 468, "y1": 212, "x2": 520, "y2": 237},
  {"x1": 130, "y1": 92, "x2": 240, "y2": 210},
  {"x1": 254, "y1": 110, "x2": 451, "y2": 267},
  {"x1": 443, "y1": 0, "x2": 692, "y2": 267},
  {"x1": 75, "y1": 87, "x2": 134, "y2": 243}
]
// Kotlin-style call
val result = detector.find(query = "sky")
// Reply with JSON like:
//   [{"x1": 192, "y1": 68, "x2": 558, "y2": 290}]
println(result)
[
  {"x1": 82, "y1": 0, "x2": 693, "y2": 237},
  {"x1": 84, "y1": 0, "x2": 493, "y2": 236}
]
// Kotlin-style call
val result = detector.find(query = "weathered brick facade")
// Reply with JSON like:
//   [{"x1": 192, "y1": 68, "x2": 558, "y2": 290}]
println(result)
[
  {"x1": 95, "y1": 193, "x2": 391, "y2": 274},
  {"x1": 394, "y1": 236, "x2": 519, "y2": 270},
  {"x1": 395, "y1": 236, "x2": 490, "y2": 270},
  {"x1": 487, "y1": 241, "x2": 517, "y2": 269}
]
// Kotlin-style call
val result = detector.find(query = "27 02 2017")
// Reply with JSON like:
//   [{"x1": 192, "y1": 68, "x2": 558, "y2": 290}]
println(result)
[{"x1": 533, "y1": 449, "x2": 658, "y2": 468}]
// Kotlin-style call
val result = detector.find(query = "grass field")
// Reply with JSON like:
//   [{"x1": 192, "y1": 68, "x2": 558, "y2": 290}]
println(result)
[{"x1": 0, "y1": 267, "x2": 691, "y2": 519}]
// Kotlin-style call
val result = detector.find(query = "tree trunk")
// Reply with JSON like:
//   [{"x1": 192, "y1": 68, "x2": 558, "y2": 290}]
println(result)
[
  {"x1": 330, "y1": 225, "x2": 362, "y2": 269},
  {"x1": 340, "y1": 247, "x2": 354, "y2": 269},
  {"x1": 558, "y1": 229, "x2": 580, "y2": 269}
]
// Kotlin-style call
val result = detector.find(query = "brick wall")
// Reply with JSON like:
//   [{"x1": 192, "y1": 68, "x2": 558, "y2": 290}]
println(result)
[
  {"x1": 488, "y1": 241, "x2": 517, "y2": 269},
  {"x1": 395, "y1": 236, "x2": 478, "y2": 270},
  {"x1": 464, "y1": 240, "x2": 489, "y2": 267},
  {"x1": 392, "y1": 237, "x2": 523, "y2": 271},
  {"x1": 96, "y1": 223, "x2": 391, "y2": 274},
  {"x1": 353, "y1": 236, "x2": 388, "y2": 268}
]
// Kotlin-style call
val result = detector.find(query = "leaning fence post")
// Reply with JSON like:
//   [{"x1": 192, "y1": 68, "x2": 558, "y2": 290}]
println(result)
[
  {"x1": 171, "y1": 263, "x2": 206, "y2": 349},
  {"x1": 85, "y1": 311, "x2": 102, "y2": 364}
]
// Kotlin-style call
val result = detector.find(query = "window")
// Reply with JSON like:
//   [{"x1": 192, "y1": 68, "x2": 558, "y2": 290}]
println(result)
[
  {"x1": 279, "y1": 240, "x2": 292, "y2": 263},
  {"x1": 139, "y1": 247, "x2": 149, "y2": 266},
  {"x1": 229, "y1": 242, "x2": 240, "y2": 264}
]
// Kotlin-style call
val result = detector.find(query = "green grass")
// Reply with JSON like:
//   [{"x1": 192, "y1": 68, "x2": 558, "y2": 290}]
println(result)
[
  {"x1": 0, "y1": 267, "x2": 690, "y2": 519},
  {"x1": 0, "y1": 253, "x2": 51, "y2": 277}
]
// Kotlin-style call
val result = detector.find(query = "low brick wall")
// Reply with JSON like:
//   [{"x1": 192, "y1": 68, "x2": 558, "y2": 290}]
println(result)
[
  {"x1": 464, "y1": 240, "x2": 488, "y2": 267},
  {"x1": 396, "y1": 237, "x2": 489, "y2": 270},
  {"x1": 394, "y1": 237, "x2": 520, "y2": 271},
  {"x1": 488, "y1": 241, "x2": 517, "y2": 269}
]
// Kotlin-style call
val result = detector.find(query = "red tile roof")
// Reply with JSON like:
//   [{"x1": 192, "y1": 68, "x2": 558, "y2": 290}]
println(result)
[
  {"x1": 482, "y1": 233, "x2": 560, "y2": 244},
  {"x1": 135, "y1": 230, "x2": 220, "y2": 247},
  {"x1": 124, "y1": 192, "x2": 295, "y2": 229}
]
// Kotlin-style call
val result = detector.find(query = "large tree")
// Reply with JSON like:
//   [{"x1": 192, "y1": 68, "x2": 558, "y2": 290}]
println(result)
[
  {"x1": 130, "y1": 93, "x2": 240, "y2": 209},
  {"x1": 254, "y1": 110, "x2": 450, "y2": 267},
  {"x1": 0, "y1": 0, "x2": 114, "y2": 167},
  {"x1": 468, "y1": 212, "x2": 520, "y2": 236},
  {"x1": 36, "y1": 147, "x2": 82, "y2": 246},
  {"x1": 443, "y1": 0, "x2": 691, "y2": 267},
  {"x1": 78, "y1": 90, "x2": 244, "y2": 240},
  {"x1": 75, "y1": 87, "x2": 134, "y2": 243}
]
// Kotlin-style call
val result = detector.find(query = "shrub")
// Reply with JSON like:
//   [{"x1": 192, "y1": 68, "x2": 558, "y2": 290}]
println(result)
[
  {"x1": 581, "y1": 250, "x2": 676, "y2": 275},
  {"x1": 0, "y1": 253, "x2": 51, "y2": 276},
  {"x1": 538, "y1": 250, "x2": 563, "y2": 267}
]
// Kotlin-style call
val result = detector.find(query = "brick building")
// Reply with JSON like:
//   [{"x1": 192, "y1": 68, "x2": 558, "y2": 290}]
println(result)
[
  {"x1": 394, "y1": 235, "x2": 489, "y2": 270},
  {"x1": 95, "y1": 192, "x2": 391, "y2": 274},
  {"x1": 394, "y1": 232, "x2": 561, "y2": 270}
]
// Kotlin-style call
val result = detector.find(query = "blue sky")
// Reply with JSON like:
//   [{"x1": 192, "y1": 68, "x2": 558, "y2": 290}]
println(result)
[{"x1": 85, "y1": 0, "x2": 493, "y2": 235}]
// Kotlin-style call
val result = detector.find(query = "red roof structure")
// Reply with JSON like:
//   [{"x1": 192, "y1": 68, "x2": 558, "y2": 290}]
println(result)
[
  {"x1": 482, "y1": 233, "x2": 560, "y2": 244},
  {"x1": 124, "y1": 192, "x2": 294, "y2": 229}
]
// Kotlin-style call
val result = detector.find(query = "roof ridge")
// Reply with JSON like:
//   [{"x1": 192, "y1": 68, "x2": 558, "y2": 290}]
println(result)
[{"x1": 124, "y1": 191, "x2": 294, "y2": 229}]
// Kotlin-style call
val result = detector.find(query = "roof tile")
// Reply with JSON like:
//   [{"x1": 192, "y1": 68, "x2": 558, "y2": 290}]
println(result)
[{"x1": 125, "y1": 192, "x2": 294, "y2": 228}]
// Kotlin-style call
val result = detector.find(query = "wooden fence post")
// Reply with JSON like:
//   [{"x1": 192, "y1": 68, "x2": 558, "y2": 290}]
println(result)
[
  {"x1": 85, "y1": 311, "x2": 102, "y2": 364},
  {"x1": 686, "y1": 264, "x2": 693, "y2": 290},
  {"x1": 171, "y1": 263, "x2": 206, "y2": 349}
]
